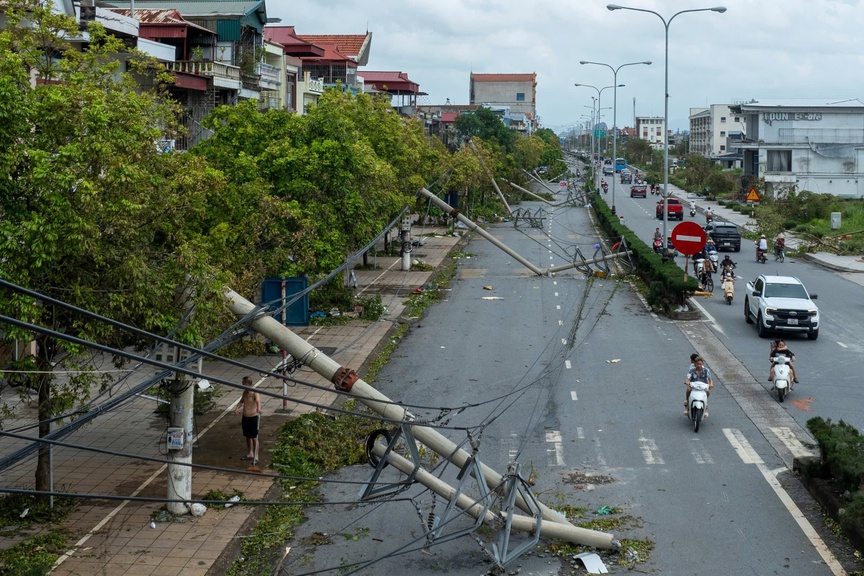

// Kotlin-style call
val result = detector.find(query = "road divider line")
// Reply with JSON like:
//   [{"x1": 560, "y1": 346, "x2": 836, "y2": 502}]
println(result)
[
  {"x1": 545, "y1": 430, "x2": 565, "y2": 466},
  {"x1": 723, "y1": 428, "x2": 763, "y2": 464},
  {"x1": 638, "y1": 434, "x2": 665, "y2": 465},
  {"x1": 570, "y1": 391, "x2": 578, "y2": 401}
]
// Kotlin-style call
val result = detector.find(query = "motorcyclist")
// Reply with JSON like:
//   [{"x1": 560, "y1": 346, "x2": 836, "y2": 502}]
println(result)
[
  {"x1": 769, "y1": 339, "x2": 798, "y2": 388},
  {"x1": 705, "y1": 206, "x2": 714, "y2": 223},
  {"x1": 756, "y1": 234, "x2": 768, "y2": 258},
  {"x1": 685, "y1": 356, "x2": 714, "y2": 416},
  {"x1": 775, "y1": 233, "x2": 786, "y2": 257},
  {"x1": 690, "y1": 199, "x2": 696, "y2": 213},
  {"x1": 720, "y1": 254, "x2": 737, "y2": 270},
  {"x1": 720, "y1": 263, "x2": 736, "y2": 282}
]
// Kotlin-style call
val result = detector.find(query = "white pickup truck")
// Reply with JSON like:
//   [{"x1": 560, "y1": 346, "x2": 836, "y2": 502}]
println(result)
[{"x1": 744, "y1": 275, "x2": 819, "y2": 340}]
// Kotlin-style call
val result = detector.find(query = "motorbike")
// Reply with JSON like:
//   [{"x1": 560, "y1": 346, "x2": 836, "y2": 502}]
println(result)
[
  {"x1": 687, "y1": 381, "x2": 710, "y2": 432},
  {"x1": 771, "y1": 354, "x2": 792, "y2": 402},
  {"x1": 695, "y1": 258, "x2": 713, "y2": 292},
  {"x1": 705, "y1": 213, "x2": 714, "y2": 225},
  {"x1": 689, "y1": 208, "x2": 697, "y2": 217},
  {"x1": 708, "y1": 250, "x2": 719, "y2": 271},
  {"x1": 756, "y1": 247, "x2": 768, "y2": 264},
  {"x1": 775, "y1": 243, "x2": 785, "y2": 262},
  {"x1": 601, "y1": 180, "x2": 608, "y2": 194},
  {"x1": 722, "y1": 274, "x2": 735, "y2": 305},
  {"x1": 652, "y1": 237, "x2": 663, "y2": 254}
]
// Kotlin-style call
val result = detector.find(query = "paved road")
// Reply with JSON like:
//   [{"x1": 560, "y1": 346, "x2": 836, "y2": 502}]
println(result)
[{"x1": 280, "y1": 187, "x2": 863, "y2": 575}]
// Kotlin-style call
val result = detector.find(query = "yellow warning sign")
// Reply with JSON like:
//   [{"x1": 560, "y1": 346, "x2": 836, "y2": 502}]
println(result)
[{"x1": 745, "y1": 187, "x2": 761, "y2": 202}]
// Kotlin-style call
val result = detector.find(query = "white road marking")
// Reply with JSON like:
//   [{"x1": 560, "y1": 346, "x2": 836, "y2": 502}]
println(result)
[
  {"x1": 561, "y1": 338, "x2": 567, "y2": 345},
  {"x1": 546, "y1": 430, "x2": 565, "y2": 466},
  {"x1": 723, "y1": 428, "x2": 763, "y2": 464},
  {"x1": 689, "y1": 438, "x2": 714, "y2": 464},
  {"x1": 554, "y1": 292, "x2": 559, "y2": 297},
  {"x1": 565, "y1": 360, "x2": 571, "y2": 369},
  {"x1": 570, "y1": 391, "x2": 578, "y2": 401},
  {"x1": 576, "y1": 427, "x2": 585, "y2": 440},
  {"x1": 594, "y1": 437, "x2": 607, "y2": 467},
  {"x1": 553, "y1": 281, "x2": 557, "y2": 285},
  {"x1": 508, "y1": 433, "x2": 519, "y2": 462},
  {"x1": 556, "y1": 304, "x2": 561, "y2": 310},
  {"x1": 771, "y1": 427, "x2": 817, "y2": 460},
  {"x1": 837, "y1": 341, "x2": 848, "y2": 348},
  {"x1": 689, "y1": 298, "x2": 725, "y2": 336},
  {"x1": 638, "y1": 434, "x2": 665, "y2": 465},
  {"x1": 559, "y1": 319, "x2": 564, "y2": 326}
]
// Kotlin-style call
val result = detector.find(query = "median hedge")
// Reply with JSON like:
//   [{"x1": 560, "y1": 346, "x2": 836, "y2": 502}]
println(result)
[{"x1": 590, "y1": 191, "x2": 698, "y2": 313}]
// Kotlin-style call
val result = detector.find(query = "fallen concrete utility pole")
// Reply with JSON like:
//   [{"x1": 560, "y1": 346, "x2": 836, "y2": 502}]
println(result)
[
  {"x1": 417, "y1": 188, "x2": 544, "y2": 276},
  {"x1": 499, "y1": 178, "x2": 559, "y2": 206},
  {"x1": 522, "y1": 169, "x2": 561, "y2": 195},
  {"x1": 371, "y1": 442, "x2": 617, "y2": 549},
  {"x1": 225, "y1": 288, "x2": 571, "y2": 525}
]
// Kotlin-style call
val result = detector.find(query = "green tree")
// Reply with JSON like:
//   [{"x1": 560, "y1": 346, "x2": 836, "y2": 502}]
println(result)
[
  {"x1": 455, "y1": 106, "x2": 517, "y2": 153},
  {"x1": 0, "y1": 1, "x2": 229, "y2": 491}
]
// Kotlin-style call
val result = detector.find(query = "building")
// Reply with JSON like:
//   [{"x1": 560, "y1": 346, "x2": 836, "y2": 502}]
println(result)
[
  {"x1": 635, "y1": 116, "x2": 666, "y2": 149},
  {"x1": 731, "y1": 98, "x2": 864, "y2": 198},
  {"x1": 359, "y1": 71, "x2": 423, "y2": 116},
  {"x1": 689, "y1": 104, "x2": 746, "y2": 168},
  {"x1": 469, "y1": 73, "x2": 537, "y2": 134}
]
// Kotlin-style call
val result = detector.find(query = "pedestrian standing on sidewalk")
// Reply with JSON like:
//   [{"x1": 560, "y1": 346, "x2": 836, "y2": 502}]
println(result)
[{"x1": 234, "y1": 376, "x2": 262, "y2": 463}]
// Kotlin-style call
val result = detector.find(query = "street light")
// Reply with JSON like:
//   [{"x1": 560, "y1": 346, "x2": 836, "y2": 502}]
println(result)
[
  {"x1": 580, "y1": 60, "x2": 652, "y2": 215},
  {"x1": 607, "y1": 4, "x2": 726, "y2": 248},
  {"x1": 575, "y1": 83, "x2": 622, "y2": 192}
]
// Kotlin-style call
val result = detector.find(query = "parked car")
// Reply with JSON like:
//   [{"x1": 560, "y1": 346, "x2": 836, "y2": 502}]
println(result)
[
  {"x1": 744, "y1": 275, "x2": 819, "y2": 339},
  {"x1": 630, "y1": 184, "x2": 647, "y2": 198},
  {"x1": 620, "y1": 169, "x2": 633, "y2": 184},
  {"x1": 704, "y1": 222, "x2": 741, "y2": 252},
  {"x1": 655, "y1": 198, "x2": 683, "y2": 220}
]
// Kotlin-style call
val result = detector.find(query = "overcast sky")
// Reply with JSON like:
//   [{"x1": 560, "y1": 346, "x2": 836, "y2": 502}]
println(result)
[{"x1": 271, "y1": 0, "x2": 864, "y2": 134}]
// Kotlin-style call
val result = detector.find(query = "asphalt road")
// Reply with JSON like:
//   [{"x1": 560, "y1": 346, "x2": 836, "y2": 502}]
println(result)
[{"x1": 280, "y1": 179, "x2": 864, "y2": 575}]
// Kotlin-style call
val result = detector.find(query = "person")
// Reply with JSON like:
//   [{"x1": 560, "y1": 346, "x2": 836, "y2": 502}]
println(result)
[
  {"x1": 769, "y1": 339, "x2": 798, "y2": 388},
  {"x1": 685, "y1": 356, "x2": 714, "y2": 415},
  {"x1": 690, "y1": 199, "x2": 696, "y2": 213},
  {"x1": 720, "y1": 263, "x2": 735, "y2": 282},
  {"x1": 705, "y1": 206, "x2": 714, "y2": 222},
  {"x1": 721, "y1": 254, "x2": 737, "y2": 270},
  {"x1": 653, "y1": 227, "x2": 662, "y2": 240},
  {"x1": 775, "y1": 233, "x2": 786, "y2": 256},
  {"x1": 235, "y1": 376, "x2": 262, "y2": 463}
]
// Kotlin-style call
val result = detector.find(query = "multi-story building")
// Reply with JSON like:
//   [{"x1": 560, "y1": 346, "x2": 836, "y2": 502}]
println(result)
[
  {"x1": 359, "y1": 71, "x2": 422, "y2": 116},
  {"x1": 469, "y1": 73, "x2": 537, "y2": 133},
  {"x1": 689, "y1": 104, "x2": 746, "y2": 167},
  {"x1": 635, "y1": 116, "x2": 666, "y2": 149},
  {"x1": 732, "y1": 98, "x2": 864, "y2": 198}
]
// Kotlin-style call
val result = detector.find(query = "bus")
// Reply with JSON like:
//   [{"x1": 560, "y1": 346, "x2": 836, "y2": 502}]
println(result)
[{"x1": 615, "y1": 158, "x2": 627, "y2": 173}]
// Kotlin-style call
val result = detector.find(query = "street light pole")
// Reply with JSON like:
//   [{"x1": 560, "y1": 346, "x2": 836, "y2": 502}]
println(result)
[
  {"x1": 580, "y1": 60, "x2": 651, "y2": 215},
  {"x1": 607, "y1": 4, "x2": 726, "y2": 245},
  {"x1": 575, "y1": 83, "x2": 621, "y2": 193}
]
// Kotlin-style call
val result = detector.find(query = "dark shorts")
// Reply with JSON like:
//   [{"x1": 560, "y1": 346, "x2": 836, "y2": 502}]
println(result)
[{"x1": 241, "y1": 415, "x2": 260, "y2": 439}]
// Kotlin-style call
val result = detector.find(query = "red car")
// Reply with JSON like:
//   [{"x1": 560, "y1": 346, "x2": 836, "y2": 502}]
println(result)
[
  {"x1": 656, "y1": 198, "x2": 684, "y2": 220},
  {"x1": 630, "y1": 184, "x2": 647, "y2": 198}
]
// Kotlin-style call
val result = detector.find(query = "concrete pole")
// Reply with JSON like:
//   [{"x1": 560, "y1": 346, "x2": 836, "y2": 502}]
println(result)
[
  {"x1": 499, "y1": 178, "x2": 556, "y2": 205},
  {"x1": 371, "y1": 442, "x2": 617, "y2": 549},
  {"x1": 418, "y1": 188, "x2": 544, "y2": 276},
  {"x1": 166, "y1": 377, "x2": 193, "y2": 514},
  {"x1": 224, "y1": 288, "x2": 571, "y2": 524},
  {"x1": 520, "y1": 170, "x2": 560, "y2": 195},
  {"x1": 468, "y1": 139, "x2": 512, "y2": 216}
]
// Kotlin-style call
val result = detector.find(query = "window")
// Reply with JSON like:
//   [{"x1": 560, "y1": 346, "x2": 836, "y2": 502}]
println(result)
[
  {"x1": 720, "y1": 116, "x2": 727, "y2": 122},
  {"x1": 734, "y1": 116, "x2": 740, "y2": 122},
  {"x1": 720, "y1": 131, "x2": 726, "y2": 136},
  {"x1": 767, "y1": 150, "x2": 792, "y2": 172},
  {"x1": 720, "y1": 145, "x2": 726, "y2": 151},
  {"x1": 516, "y1": 92, "x2": 525, "y2": 101}
]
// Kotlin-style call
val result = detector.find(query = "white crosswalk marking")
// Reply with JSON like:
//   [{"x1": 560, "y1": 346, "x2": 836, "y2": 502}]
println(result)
[
  {"x1": 570, "y1": 391, "x2": 578, "y2": 401},
  {"x1": 723, "y1": 428, "x2": 763, "y2": 464},
  {"x1": 565, "y1": 360, "x2": 571, "y2": 369},
  {"x1": 689, "y1": 438, "x2": 714, "y2": 464},
  {"x1": 771, "y1": 427, "x2": 817, "y2": 460},
  {"x1": 545, "y1": 430, "x2": 565, "y2": 466},
  {"x1": 638, "y1": 434, "x2": 665, "y2": 465}
]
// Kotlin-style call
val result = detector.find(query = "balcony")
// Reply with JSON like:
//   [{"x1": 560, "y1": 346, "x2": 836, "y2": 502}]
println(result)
[
  {"x1": 308, "y1": 76, "x2": 324, "y2": 94},
  {"x1": 169, "y1": 60, "x2": 242, "y2": 91},
  {"x1": 257, "y1": 62, "x2": 281, "y2": 90}
]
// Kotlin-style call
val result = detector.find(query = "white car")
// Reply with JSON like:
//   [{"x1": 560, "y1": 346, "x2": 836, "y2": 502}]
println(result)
[{"x1": 744, "y1": 275, "x2": 819, "y2": 340}]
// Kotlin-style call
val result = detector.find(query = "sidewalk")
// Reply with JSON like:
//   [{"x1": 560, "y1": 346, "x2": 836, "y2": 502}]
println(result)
[
  {"x1": 0, "y1": 227, "x2": 463, "y2": 576},
  {"x1": 666, "y1": 185, "x2": 864, "y2": 273}
]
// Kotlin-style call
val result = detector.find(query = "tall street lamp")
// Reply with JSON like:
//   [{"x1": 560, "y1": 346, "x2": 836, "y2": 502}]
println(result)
[
  {"x1": 580, "y1": 60, "x2": 651, "y2": 215},
  {"x1": 575, "y1": 83, "x2": 621, "y2": 192},
  {"x1": 607, "y1": 4, "x2": 726, "y2": 245}
]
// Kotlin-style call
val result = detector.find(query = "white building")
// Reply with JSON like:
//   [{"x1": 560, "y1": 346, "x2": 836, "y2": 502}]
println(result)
[
  {"x1": 732, "y1": 99, "x2": 864, "y2": 198},
  {"x1": 689, "y1": 104, "x2": 746, "y2": 167},
  {"x1": 469, "y1": 73, "x2": 537, "y2": 133},
  {"x1": 635, "y1": 116, "x2": 666, "y2": 149}
]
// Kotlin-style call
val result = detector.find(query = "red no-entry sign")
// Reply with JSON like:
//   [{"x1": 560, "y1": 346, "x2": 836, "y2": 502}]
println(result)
[{"x1": 671, "y1": 221, "x2": 707, "y2": 256}]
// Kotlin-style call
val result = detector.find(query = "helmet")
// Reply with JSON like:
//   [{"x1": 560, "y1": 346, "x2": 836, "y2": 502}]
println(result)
[
  {"x1": 760, "y1": 234, "x2": 766, "y2": 238},
  {"x1": 777, "y1": 233, "x2": 785, "y2": 239}
]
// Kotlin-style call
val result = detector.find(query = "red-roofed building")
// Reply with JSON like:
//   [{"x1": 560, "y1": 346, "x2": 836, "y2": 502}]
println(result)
[
  {"x1": 359, "y1": 71, "x2": 424, "y2": 113},
  {"x1": 470, "y1": 72, "x2": 537, "y2": 133}
]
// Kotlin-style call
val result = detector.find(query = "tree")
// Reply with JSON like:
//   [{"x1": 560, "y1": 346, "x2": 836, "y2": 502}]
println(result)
[
  {"x1": 0, "y1": 1, "x2": 229, "y2": 491},
  {"x1": 455, "y1": 107, "x2": 517, "y2": 153}
]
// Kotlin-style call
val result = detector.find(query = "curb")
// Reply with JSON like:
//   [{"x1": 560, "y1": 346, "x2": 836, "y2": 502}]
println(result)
[{"x1": 802, "y1": 252, "x2": 864, "y2": 274}]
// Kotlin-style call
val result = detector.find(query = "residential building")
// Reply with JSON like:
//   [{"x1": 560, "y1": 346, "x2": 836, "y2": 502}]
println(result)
[
  {"x1": 635, "y1": 116, "x2": 666, "y2": 149},
  {"x1": 689, "y1": 104, "x2": 746, "y2": 167},
  {"x1": 416, "y1": 103, "x2": 480, "y2": 150},
  {"x1": 731, "y1": 98, "x2": 864, "y2": 198},
  {"x1": 296, "y1": 32, "x2": 372, "y2": 93},
  {"x1": 359, "y1": 71, "x2": 422, "y2": 116},
  {"x1": 469, "y1": 73, "x2": 537, "y2": 134},
  {"x1": 264, "y1": 26, "x2": 326, "y2": 113}
]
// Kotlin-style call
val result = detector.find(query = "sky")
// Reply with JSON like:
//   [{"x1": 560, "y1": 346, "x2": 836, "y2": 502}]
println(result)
[{"x1": 270, "y1": 0, "x2": 864, "y2": 135}]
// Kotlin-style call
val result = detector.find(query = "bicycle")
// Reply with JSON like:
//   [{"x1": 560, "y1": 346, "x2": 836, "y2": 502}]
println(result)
[
  {"x1": 775, "y1": 247, "x2": 785, "y2": 262},
  {"x1": 699, "y1": 271, "x2": 714, "y2": 293}
]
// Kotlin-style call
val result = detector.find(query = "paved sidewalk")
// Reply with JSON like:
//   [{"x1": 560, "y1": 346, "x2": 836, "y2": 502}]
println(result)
[
  {"x1": 666, "y1": 186, "x2": 864, "y2": 273},
  {"x1": 0, "y1": 227, "x2": 463, "y2": 576}
]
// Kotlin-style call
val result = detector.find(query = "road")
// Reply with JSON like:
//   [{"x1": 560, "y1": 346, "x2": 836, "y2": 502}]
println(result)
[{"x1": 279, "y1": 175, "x2": 864, "y2": 575}]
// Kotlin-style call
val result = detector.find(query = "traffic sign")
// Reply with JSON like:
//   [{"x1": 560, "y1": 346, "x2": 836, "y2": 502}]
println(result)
[
  {"x1": 745, "y1": 187, "x2": 761, "y2": 202},
  {"x1": 670, "y1": 221, "x2": 707, "y2": 256},
  {"x1": 593, "y1": 129, "x2": 606, "y2": 139},
  {"x1": 560, "y1": 181, "x2": 568, "y2": 187}
]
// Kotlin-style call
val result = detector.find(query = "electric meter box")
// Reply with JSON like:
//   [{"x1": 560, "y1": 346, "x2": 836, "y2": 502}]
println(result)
[
  {"x1": 166, "y1": 427, "x2": 185, "y2": 451},
  {"x1": 401, "y1": 216, "x2": 412, "y2": 231}
]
